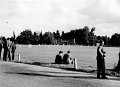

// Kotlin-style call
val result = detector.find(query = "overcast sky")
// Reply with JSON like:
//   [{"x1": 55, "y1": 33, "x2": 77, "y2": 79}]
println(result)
[{"x1": 0, "y1": 0, "x2": 120, "y2": 37}]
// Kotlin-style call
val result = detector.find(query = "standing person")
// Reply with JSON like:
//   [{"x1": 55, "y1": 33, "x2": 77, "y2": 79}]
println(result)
[
  {"x1": 63, "y1": 51, "x2": 73, "y2": 64},
  {"x1": 7, "y1": 38, "x2": 12, "y2": 61},
  {"x1": 0, "y1": 37, "x2": 3, "y2": 60},
  {"x1": 55, "y1": 51, "x2": 63, "y2": 64},
  {"x1": 116, "y1": 50, "x2": 120, "y2": 73},
  {"x1": 11, "y1": 39, "x2": 16, "y2": 61},
  {"x1": 96, "y1": 40, "x2": 107, "y2": 79},
  {"x1": 2, "y1": 37, "x2": 8, "y2": 61},
  {"x1": 0, "y1": 43, "x2": 2, "y2": 60}
]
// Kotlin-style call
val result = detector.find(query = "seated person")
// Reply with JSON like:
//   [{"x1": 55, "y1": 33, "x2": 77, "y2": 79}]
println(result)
[
  {"x1": 55, "y1": 51, "x2": 63, "y2": 64},
  {"x1": 63, "y1": 51, "x2": 73, "y2": 64}
]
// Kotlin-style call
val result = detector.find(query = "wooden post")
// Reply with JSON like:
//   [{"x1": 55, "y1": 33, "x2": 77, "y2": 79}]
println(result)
[
  {"x1": 74, "y1": 58, "x2": 77, "y2": 70},
  {"x1": 18, "y1": 54, "x2": 20, "y2": 62}
]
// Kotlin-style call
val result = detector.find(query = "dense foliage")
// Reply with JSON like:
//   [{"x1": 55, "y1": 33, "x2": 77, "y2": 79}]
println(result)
[{"x1": 15, "y1": 26, "x2": 120, "y2": 47}]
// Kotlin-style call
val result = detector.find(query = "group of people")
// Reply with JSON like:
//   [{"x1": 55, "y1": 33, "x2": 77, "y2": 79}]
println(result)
[
  {"x1": 55, "y1": 40, "x2": 108, "y2": 79},
  {"x1": 0, "y1": 37, "x2": 16, "y2": 61},
  {"x1": 0, "y1": 36, "x2": 115, "y2": 79},
  {"x1": 55, "y1": 50, "x2": 74, "y2": 64}
]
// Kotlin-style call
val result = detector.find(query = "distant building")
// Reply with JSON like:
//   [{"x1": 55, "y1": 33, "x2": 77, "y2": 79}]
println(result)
[{"x1": 56, "y1": 39, "x2": 76, "y2": 45}]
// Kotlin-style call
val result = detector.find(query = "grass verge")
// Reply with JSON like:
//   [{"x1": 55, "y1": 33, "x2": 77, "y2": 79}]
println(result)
[{"x1": 14, "y1": 60, "x2": 120, "y2": 77}]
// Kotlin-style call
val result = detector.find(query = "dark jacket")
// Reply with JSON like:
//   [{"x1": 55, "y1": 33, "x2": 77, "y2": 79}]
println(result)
[{"x1": 55, "y1": 54, "x2": 63, "y2": 64}]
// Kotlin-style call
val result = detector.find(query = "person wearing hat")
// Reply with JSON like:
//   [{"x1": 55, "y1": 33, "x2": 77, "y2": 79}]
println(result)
[
  {"x1": 55, "y1": 51, "x2": 63, "y2": 64},
  {"x1": 96, "y1": 40, "x2": 107, "y2": 79},
  {"x1": 63, "y1": 51, "x2": 73, "y2": 64}
]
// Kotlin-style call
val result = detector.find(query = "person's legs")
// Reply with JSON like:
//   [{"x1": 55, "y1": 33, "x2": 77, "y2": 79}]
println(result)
[
  {"x1": 8, "y1": 50, "x2": 11, "y2": 61},
  {"x1": 12, "y1": 52, "x2": 15, "y2": 61},
  {"x1": 3, "y1": 50, "x2": 5, "y2": 61},
  {"x1": 97, "y1": 59, "x2": 101, "y2": 78},
  {"x1": 101, "y1": 59, "x2": 107, "y2": 79},
  {"x1": 0, "y1": 48, "x2": 2, "y2": 60},
  {"x1": 3, "y1": 49, "x2": 7, "y2": 61},
  {"x1": 67, "y1": 58, "x2": 73, "y2": 64},
  {"x1": 117, "y1": 61, "x2": 120, "y2": 74},
  {"x1": 0, "y1": 44, "x2": 2, "y2": 60}
]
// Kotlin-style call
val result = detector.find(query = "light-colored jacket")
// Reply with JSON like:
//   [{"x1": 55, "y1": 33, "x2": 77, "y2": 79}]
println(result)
[{"x1": 7, "y1": 40, "x2": 12, "y2": 51}]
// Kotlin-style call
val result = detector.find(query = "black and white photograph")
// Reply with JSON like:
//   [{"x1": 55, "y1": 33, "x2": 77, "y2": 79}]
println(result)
[{"x1": 0, "y1": 0, "x2": 120, "y2": 87}]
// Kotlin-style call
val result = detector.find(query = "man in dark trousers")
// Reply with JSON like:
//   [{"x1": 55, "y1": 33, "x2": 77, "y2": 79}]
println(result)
[
  {"x1": 96, "y1": 40, "x2": 107, "y2": 79},
  {"x1": 3, "y1": 37, "x2": 7, "y2": 61},
  {"x1": 116, "y1": 50, "x2": 120, "y2": 73},
  {"x1": 55, "y1": 51, "x2": 63, "y2": 64},
  {"x1": 0, "y1": 37, "x2": 3, "y2": 60}
]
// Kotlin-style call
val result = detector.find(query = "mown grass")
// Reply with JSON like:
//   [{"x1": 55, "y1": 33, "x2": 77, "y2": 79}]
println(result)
[
  {"x1": 15, "y1": 45, "x2": 119, "y2": 69},
  {"x1": 14, "y1": 59, "x2": 120, "y2": 77},
  {"x1": 13, "y1": 45, "x2": 120, "y2": 77}
]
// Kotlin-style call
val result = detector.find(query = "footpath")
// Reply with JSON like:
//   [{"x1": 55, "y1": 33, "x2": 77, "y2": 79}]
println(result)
[{"x1": 0, "y1": 61, "x2": 120, "y2": 87}]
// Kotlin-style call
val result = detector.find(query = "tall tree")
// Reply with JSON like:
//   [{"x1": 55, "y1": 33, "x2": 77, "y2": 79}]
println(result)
[
  {"x1": 16, "y1": 29, "x2": 33, "y2": 44},
  {"x1": 89, "y1": 27, "x2": 96, "y2": 46},
  {"x1": 42, "y1": 32, "x2": 55, "y2": 44},
  {"x1": 38, "y1": 31, "x2": 43, "y2": 44},
  {"x1": 81, "y1": 26, "x2": 90, "y2": 45},
  {"x1": 54, "y1": 30, "x2": 61, "y2": 39},
  {"x1": 110, "y1": 33, "x2": 120, "y2": 46},
  {"x1": 61, "y1": 31, "x2": 65, "y2": 40},
  {"x1": 32, "y1": 32, "x2": 40, "y2": 44}
]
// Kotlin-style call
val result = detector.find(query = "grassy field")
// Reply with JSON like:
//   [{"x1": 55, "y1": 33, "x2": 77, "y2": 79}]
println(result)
[{"x1": 14, "y1": 45, "x2": 120, "y2": 70}]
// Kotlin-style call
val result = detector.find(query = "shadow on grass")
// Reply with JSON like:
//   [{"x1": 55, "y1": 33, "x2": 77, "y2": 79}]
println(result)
[
  {"x1": 5, "y1": 71, "x2": 120, "y2": 81},
  {"x1": 23, "y1": 61, "x2": 95, "y2": 72},
  {"x1": 14, "y1": 61, "x2": 120, "y2": 77}
]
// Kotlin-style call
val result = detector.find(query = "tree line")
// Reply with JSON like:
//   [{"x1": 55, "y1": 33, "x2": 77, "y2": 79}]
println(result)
[{"x1": 15, "y1": 26, "x2": 120, "y2": 47}]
